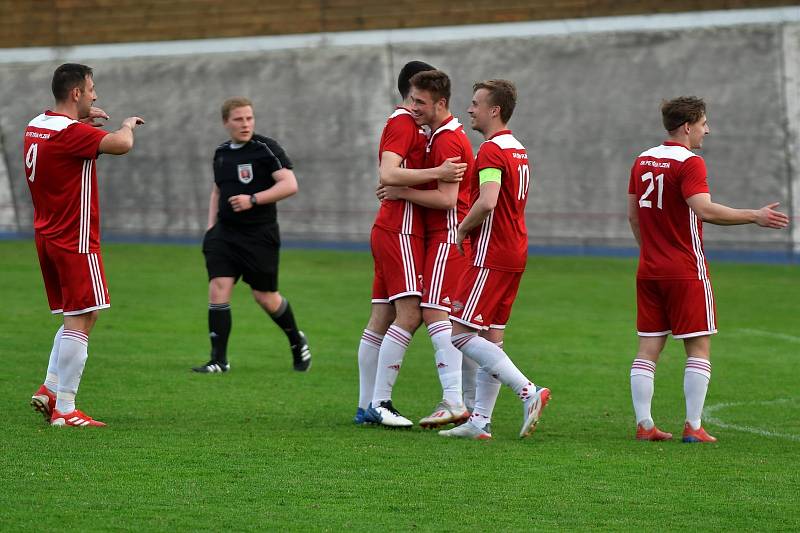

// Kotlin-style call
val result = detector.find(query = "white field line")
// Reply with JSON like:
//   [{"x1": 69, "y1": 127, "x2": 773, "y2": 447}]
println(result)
[
  {"x1": 731, "y1": 328, "x2": 800, "y2": 344},
  {"x1": 704, "y1": 399, "x2": 800, "y2": 442}
]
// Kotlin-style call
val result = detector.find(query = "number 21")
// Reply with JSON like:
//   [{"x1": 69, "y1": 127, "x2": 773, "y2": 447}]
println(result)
[
  {"x1": 639, "y1": 171, "x2": 663, "y2": 209},
  {"x1": 26, "y1": 143, "x2": 38, "y2": 182}
]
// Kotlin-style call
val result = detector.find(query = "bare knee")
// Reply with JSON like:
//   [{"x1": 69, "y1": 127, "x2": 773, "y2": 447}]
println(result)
[
  {"x1": 254, "y1": 290, "x2": 283, "y2": 314},
  {"x1": 63, "y1": 310, "x2": 98, "y2": 335},
  {"x1": 393, "y1": 297, "x2": 421, "y2": 333},
  {"x1": 366, "y1": 303, "x2": 395, "y2": 334},
  {"x1": 209, "y1": 277, "x2": 234, "y2": 303}
]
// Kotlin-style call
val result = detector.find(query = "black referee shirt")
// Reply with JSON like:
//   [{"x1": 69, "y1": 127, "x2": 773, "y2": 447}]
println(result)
[{"x1": 213, "y1": 134, "x2": 293, "y2": 226}]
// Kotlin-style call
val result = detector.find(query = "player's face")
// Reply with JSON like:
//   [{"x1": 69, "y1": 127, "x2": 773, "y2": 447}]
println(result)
[
  {"x1": 409, "y1": 87, "x2": 440, "y2": 127},
  {"x1": 224, "y1": 106, "x2": 255, "y2": 143},
  {"x1": 687, "y1": 115, "x2": 710, "y2": 150},
  {"x1": 76, "y1": 75, "x2": 96, "y2": 120},
  {"x1": 467, "y1": 88, "x2": 495, "y2": 134}
]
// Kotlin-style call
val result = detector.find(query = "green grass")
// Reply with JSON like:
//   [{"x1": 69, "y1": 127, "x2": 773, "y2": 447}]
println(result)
[{"x1": 1, "y1": 240, "x2": 798, "y2": 531}]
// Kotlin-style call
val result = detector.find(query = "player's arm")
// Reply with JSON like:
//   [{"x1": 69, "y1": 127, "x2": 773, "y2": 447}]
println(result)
[
  {"x1": 207, "y1": 184, "x2": 220, "y2": 229},
  {"x1": 686, "y1": 193, "x2": 789, "y2": 228},
  {"x1": 376, "y1": 180, "x2": 458, "y2": 209},
  {"x1": 228, "y1": 168, "x2": 298, "y2": 212},
  {"x1": 379, "y1": 151, "x2": 465, "y2": 185},
  {"x1": 456, "y1": 169, "x2": 502, "y2": 254},
  {"x1": 99, "y1": 117, "x2": 145, "y2": 155},
  {"x1": 627, "y1": 194, "x2": 641, "y2": 247}
]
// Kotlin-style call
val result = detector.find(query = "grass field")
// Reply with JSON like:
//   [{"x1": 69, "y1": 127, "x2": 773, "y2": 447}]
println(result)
[{"x1": 1, "y1": 239, "x2": 798, "y2": 531}]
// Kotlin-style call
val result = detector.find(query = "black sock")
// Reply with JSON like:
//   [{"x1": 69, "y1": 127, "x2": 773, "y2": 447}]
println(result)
[
  {"x1": 209, "y1": 303, "x2": 232, "y2": 364},
  {"x1": 269, "y1": 298, "x2": 302, "y2": 346}
]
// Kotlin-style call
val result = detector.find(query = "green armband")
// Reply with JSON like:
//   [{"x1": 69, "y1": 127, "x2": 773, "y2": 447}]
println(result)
[{"x1": 479, "y1": 168, "x2": 502, "y2": 185}]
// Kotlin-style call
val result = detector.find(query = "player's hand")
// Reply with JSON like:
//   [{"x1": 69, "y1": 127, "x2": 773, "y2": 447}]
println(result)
[
  {"x1": 122, "y1": 117, "x2": 146, "y2": 130},
  {"x1": 228, "y1": 194, "x2": 253, "y2": 212},
  {"x1": 438, "y1": 157, "x2": 467, "y2": 183},
  {"x1": 79, "y1": 106, "x2": 109, "y2": 127},
  {"x1": 376, "y1": 184, "x2": 406, "y2": 201},
  {"x1": 754, "y1": 202, "x2": 790, "y2": 229},
  {"x1": 456, "y1": 228, "x2": 467, "y2": 255}
]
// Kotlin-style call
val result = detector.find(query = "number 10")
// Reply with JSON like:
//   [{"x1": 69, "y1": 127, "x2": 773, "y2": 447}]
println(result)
[{"x1": 639, "y1": 171, "x2": 663, "y2": 209}]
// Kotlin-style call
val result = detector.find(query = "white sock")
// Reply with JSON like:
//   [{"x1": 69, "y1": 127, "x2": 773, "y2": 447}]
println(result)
[
  {"x1": 427, "y1": 321, "x2": 463, "y2": 405},
  {"x1": 684, "y1": 357, "x2": 711, "y2": 430},
  {"x1": 55, "y1": 330, "x2": 89, "y2": 414},
  {"x1": 470, "y1": 367, "x2": 502, "y2": 426},
  {"x1": 372, "y1": 325, "x2": 412, "y2": 405},
  {"x1": 452, "y1": 333, "x2": 532, "y2": 400},
  {"x1": 357, "y1": 329, "x2": 383, "y2": 410},
  {"x1": 630, "y1": 358, "x2": 656, "y2": 428},
  {"x1": 44, "y1": 325, "x2": 64, "y2": 393},
  {"x1": 461, "y1": 353, "x2": 479, "y2": 411}
]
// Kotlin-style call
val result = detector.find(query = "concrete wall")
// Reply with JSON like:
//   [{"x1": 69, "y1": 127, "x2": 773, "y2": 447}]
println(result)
[{"x1": 1, "y1": 18, "x2": 798, "y2": 253}]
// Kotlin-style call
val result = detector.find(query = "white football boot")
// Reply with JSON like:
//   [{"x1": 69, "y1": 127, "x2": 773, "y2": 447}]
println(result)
[
  {"x1": 439, "y1": 420, "x2": 492, "y2": 440},
  {"x1": 367, "y1": 400, "x2": 413, "y2": 428},
  {"x1": 519, "y1": 386, "x2": 551, "y2": 438},
  {"x1": 419, "y1": 399, "x2": 470, "y2": 429}
]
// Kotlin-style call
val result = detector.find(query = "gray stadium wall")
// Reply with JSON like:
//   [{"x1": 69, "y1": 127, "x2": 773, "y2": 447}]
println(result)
[{"x1": 0, "y1": 13, "x2": 798, "y2": 256}]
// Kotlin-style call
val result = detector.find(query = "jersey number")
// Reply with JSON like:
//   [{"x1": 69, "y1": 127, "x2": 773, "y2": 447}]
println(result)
[
  {"x1": 25, "y1": 143, "x2": 38, "y2": 183},
  {"x1": 639, "y1": 172, "x2": 663, "y2": 209},
  {"x1": 517, "y1": 164, "x2": 530, "y2": 200}
]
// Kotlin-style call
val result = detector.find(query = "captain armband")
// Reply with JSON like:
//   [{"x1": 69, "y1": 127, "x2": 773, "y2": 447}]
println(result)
[{"x1": 479, "y1": 168, "x2": 502, "y2": 185}]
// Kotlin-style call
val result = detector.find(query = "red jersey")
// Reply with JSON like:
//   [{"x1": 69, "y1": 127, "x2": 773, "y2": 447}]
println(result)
[
  {"x1": 469, "y1": 130, "x2": 530, "y2": 272},
  {"x1": 422, "y1": 115, "x2": 474, "y2": 243},
  {"x1": 628, "y1": 141, "x2": 710, "y2": 280},
  {"x1": 24, "y1": 111, "x2": 109, "y2": 253},
  {"x1": 373, "y1": 107, "x2": 428, "y2": 236}
]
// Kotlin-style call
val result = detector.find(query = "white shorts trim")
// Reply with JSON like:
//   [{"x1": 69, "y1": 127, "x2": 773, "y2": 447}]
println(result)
[
  {"x1": 50, "y1": 308, "x2": 64, "y2": 315},
  {"x1": 387, "y1": 290, "x2": 422, "y2": 302},
  {"x1": 63, "y1": 303, "x2": 111, "y2": 316},
  {"x1": 450, "y1": 315, "x2": 488, "y2": 331},
  {"x1": 371, "y1": 298, "x2": 391, "y2": 304},
  {"x1": 420, "y1": 302, "x2": 450, "y2": 312},
  {"x1": 489, "y1": 324, "x2": 507, "y2": 330},
  {"x1": 637, "y1": 330, "x2": 671, "y2": 337},
  {"x1": 673, "y1": 329, "x2": 718, "y2": 339}
]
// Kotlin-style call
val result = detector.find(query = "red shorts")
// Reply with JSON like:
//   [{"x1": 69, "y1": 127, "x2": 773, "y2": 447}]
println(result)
[
  {"x1": 35, "y1": 233, "x2": 110, "y2": 315},
  {"x1": 636, "y1": 278, "x2": 717, "y2": 338},
  {"x1": 449, "y1": 266, "x2": 522, "y2": 330},
  {"x1": 370, "y1": 226, "x2": 423, "y2": 303},
  {"x1": 421, "y1": 239, "x2": 470, "y2": 312}
]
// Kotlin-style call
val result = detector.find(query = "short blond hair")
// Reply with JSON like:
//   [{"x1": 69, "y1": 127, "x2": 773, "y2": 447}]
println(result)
[{"x1": 221, "y1": 97, "x2": 253, "y2": 121}]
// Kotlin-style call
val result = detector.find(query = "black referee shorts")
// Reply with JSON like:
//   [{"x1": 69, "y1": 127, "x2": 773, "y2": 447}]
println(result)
[{"x1": 202, "y1": 222, "x2": 281, "y2": 292}]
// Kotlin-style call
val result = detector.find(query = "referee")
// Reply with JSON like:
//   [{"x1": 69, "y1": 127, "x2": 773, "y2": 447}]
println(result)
[{"x1": 193, "y1": 97, "x2": 312, "y2": 373}]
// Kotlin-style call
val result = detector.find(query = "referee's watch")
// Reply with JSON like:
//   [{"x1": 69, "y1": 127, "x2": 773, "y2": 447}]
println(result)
[{"x1": 250, "y1": 194, "x2": 258, "y2": 206}]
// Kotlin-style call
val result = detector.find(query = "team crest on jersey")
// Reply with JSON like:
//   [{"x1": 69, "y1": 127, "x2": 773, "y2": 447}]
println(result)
[{"x1": 237, "y1": 164, "x2": 254, "y2": 184}]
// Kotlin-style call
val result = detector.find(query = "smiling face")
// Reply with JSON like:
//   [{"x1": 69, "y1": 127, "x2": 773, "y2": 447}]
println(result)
[
  {"x1": 686, "y1": 114, "x2": 710, "y2": 150},
  {"x1": 409, "y1": 86, "x2": 445, "y2": 128},
  {"x1": 467, "y1": 88, "x2": 497, "y2": 135},
  {"x1": 224, "y1": 105, "x2": 255, "y2": 143}
]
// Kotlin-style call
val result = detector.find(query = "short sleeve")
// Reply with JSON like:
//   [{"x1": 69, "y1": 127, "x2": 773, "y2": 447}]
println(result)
[
  {"x1": 263, "y1": 137, "x2": 293, "y2": 169},
  {"x1": 60, "y1": 122, "x2": 108, "y2": 160},
  {"x1": 680, "y1": 156, "x2": 709, "y2": 199},
  {"x1": 381, "y1": 115, "x2": 417, "y2": 160},
  {"x1": 476, "y1": 142, "x2": 506, "y2": 173}
]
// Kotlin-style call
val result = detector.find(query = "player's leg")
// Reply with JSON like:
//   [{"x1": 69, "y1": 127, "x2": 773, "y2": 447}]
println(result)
[
  {"x1": 251, "y1": 286, "x2": 311, "y2": 372},
  {"x1": 669, "y1": 279, "x2": 717, "y2": 443},
  {"x1": 196, "y1": 226, "x2": 237, "y2": 373},
  {"x1": 354, "y1": 302, "x2": 394, "y2": 424},
  {"x1": 631, "y1": 278, "x2": 672, "y2": 440},
  {"x1": 449, "y1": 268, "x2": 549, "y2": 439}
]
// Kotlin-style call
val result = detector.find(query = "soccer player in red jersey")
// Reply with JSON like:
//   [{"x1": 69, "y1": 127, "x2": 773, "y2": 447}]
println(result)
[
  {"x1": 377, "y1": 70, "x2": 475, "y2": 428},
  {"x1": 627, "y1": 96, "x2": 789, "y2": 443},
  {"x1": 441, "y1": 80, "x2": 550, "y2": 440},
  {"x1": 25, "y1": 63, "x2": 145, "y2": 427},
  {"x1": 355, "y1": 61, "x2": 467, "y2": 427}
]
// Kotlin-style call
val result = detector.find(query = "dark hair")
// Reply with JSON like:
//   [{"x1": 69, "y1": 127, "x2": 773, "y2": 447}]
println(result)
[
  {"x1": 661, "y1": 96, "x2": 706, "y2": 132},
  {"x1": 409, "y1": 69, "x2": 451, "y2": 106},
  {"x1": 473, "y1": 79, "x2": 517, "y2": 123},
  {"x1": 52, "y1": 63, "x2": 93, "y2": 102},
  {"x1": 397, "y1": 60, "x2": 435, "y2": 99}
]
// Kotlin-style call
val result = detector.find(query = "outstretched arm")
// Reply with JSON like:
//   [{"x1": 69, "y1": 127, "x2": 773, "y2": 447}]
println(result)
[
  {"x1": 99, "y1": 116, "x2": 145, "y2": 155},
  {"x1": 686, "y1": 193, "x2": 789, "y2": 228}
]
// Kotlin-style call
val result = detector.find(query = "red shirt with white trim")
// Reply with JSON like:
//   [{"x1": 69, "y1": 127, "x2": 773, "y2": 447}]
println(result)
[
  {"x1": 373, "y1": 107, "x2": 427, "y2": 236},
  {"x1": 24, "y1": 111, "x2": 109, "y2": 253},
  {"x1": 422, "y1": 115, "x2": 474, "y2": 242},
  {"x1": 469, "y1": 130, "x2": 530, "y2": 272},
  {"x1": 628, "y1": 141, "x2": 710, "y2": 280}
]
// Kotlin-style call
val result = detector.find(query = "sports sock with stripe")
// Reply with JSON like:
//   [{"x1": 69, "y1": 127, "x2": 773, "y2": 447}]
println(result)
[
  {"x1": 209, "y1": 303, "x2": 231, "y2": 365},
  {"x1": 44, "y1": 325, "x2": 64, "y2": 393},
  {"x1": 55, "y1": 329, "x2": 89, "y2": 414},
  {"x1": 452, "y1": 332, "x2": 533, "y2": 399},
  {"x1": 684, "y1": 356, "x2": 711, "y2": 430},
  {"x1": 358, "y1": 329, "x2": 383, "y2": 410},
  {"x1": 427, "y1": 321, "x2": 463, "y2": 405},
  {"x1": 371, "y1": 325, "x2": 412, "y2": 405},
  {"x1": 269, "y1": 297, "x2": 303, "y2": 347},
  {"x1": 630, "y1": 358, "x2": 657, "y2": 428}
]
